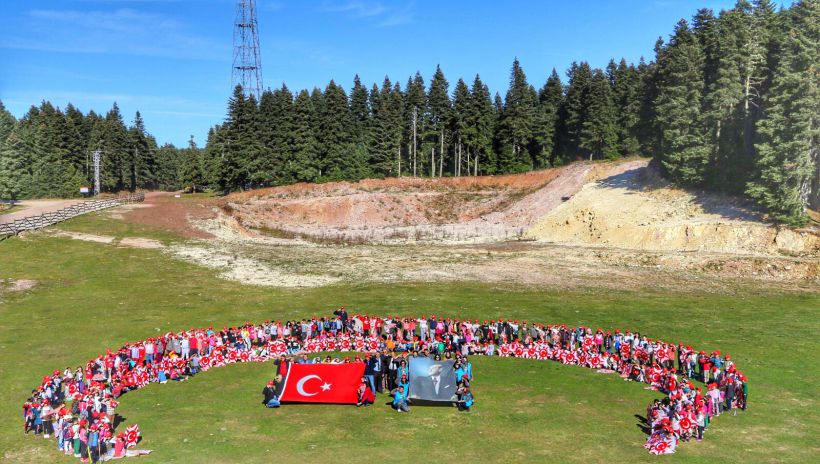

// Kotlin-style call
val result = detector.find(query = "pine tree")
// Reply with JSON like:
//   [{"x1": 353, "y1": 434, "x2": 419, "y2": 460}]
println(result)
[
  {"x1": 464, "y1": 75, "x2": 495, "y2": 175},
  {"x1": 747, "y1": 0, "x2": 819, "y2": 224},
  {"x1": 219, "y1": 86, "x2": 261, "y2": 192},
  {"x1": 290, "y1": 89, "x2": 320, "y2": 182},
  {"x1": 533, "y1": 69, "x2": 563, "y2": 167},
  {"x1": 369, "y1": 79, "x2": 404, "y2": 177},
  {"x1": 153, "y1": 143, "x2": 182, "y2": 191},
  {"x1": 179, "y1": 135, "x2": 204, "y2": 192},
  {"x1": 349, "y1": 75, "x2": 371, "y2": 147},
  {"x1": 101, "y1": 102, "x2": 130, "y2": 192},
  {"x1": 404, "y1": 72, "x2": 426, "y2": 177},
  {"x1": 425, "y1": 65, "x2": 450, "y2": 177},
  {"x1": 0, "y1": 127, "x2": 32, "y2": 200},
  {"x1": 128, "y1": 111, "x2": 154, "y2": 190},
  {"x1": 559, "y1": 61, "x2": 593, "y2": 160},
  {"x1": 257, "y1": 85, "x2": 295, "y2": 185},
  {"x1": 319, "y1": 80, "x2": 363, "y2": 180},
  {"x1": 654, "y1": 20, "x2": 710, "y2": 185},
  {"x1": 62, "y1": 104, "x2": 87, "y2": 177},
  {"x1": 608, "y1": 59, "x2": 643, "y2": 157},
  {"x1": 450, "y1": 78, "x2": 471, "y2": 176},
  {"x1": 0, "y1": 100, "x2": 17, "y2": 153},
  {"x1": 498, "y1": 58, "x2": 537, "y2": 172},
  {"x1": 579, "y1": 69, "x2": 619, "y2": 159}
]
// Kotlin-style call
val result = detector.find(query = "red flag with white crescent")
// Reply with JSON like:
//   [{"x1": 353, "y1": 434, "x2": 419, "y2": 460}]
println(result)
[{"x1": 279, "y1": 362, "x2": 365, "y2": 404}]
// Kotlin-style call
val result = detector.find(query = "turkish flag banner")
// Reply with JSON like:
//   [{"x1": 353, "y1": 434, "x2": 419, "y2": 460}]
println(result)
[{"x1": 279, "y1": 362, "x2": 365, "y2": 404}]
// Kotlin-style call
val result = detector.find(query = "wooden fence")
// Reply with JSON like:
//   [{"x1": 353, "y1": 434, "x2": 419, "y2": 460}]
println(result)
[{"x1": 0, "y1": 193, "x2": 145, "y2": 238}]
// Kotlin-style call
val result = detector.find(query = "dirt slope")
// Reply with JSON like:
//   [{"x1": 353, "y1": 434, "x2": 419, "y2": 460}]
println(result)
[
  {"x1": 526, "y1": 163, "x2": 819, "y2": 256},
  {"x1": 222, "y1": 160, "x2": 642, "y2": 243}
]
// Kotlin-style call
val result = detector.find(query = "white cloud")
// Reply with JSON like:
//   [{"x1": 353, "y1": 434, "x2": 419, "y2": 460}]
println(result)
[
  {"x1": 317, "y1": 1, "x2": 413, "y2": 26},
  {"x1": 1, "y1": 8, "x2": 228, "y2": 60}
]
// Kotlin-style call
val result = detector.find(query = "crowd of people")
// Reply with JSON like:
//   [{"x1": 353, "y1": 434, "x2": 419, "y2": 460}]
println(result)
[
  {"x1": 262, "y1": 350, "x2": 474, "y2": 413},
  {"x1": 24, "y1": 307, "x2": 747, "y2": 459}
]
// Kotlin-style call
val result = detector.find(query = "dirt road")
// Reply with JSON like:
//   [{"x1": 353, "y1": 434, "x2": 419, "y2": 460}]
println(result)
[{"x1": 0, "y1": 199, "x2": 85, "y2": 224}]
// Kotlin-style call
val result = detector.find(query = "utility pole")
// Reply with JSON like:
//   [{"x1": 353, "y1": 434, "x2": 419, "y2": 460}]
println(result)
[{"x1": 412, "y1": 106, "x2": 417, "y2": 177}]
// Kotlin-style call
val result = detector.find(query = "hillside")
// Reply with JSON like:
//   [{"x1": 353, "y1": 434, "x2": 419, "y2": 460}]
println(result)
[
  {"x1": 220, "y1": 158, "x2": 818, "y2": 257},
  {"x1": 526, "y1": 162, "x2": 819, "y2": 257}
]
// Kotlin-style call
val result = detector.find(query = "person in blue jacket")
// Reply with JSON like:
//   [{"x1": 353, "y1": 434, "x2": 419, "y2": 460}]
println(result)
[{"x1": 457, "y1": 387, "x2": 474, "y2": 411}]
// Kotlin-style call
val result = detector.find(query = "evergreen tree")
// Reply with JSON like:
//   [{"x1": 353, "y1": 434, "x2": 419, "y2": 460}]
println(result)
[
  {"x1": 0, "y1": 127, "x2": 32, "y2": 199},
  {"x1": 425, "y1": 65, "x2": 450, "y2": 177},
  {"x1": 179, "y1": 135, "x2": 204, "y2": 192},
  {"x1": 404, "y1": 72, "x2": 426, "y2": 177},
  {"x1": 533, "y1": 69, "x2": 563, "y2": 167},
  {"x1": 449, "y1": 78, "x2": 471, "y2": 176},
  {"x1": 369, "y1": 78, "x2": 405, "y2": 177},
  {"x1": 128, "y1": 111, "x2": 154, "y2": 190},
  {"x1": 465, "y1": 75, "x2": 495, "y2": 175},
  {"x1": 349, "y1": 75, "x2": 371, "y2": 147},
  {"x1": 257, "y1": 85, "x2": 295, "y2": 185},
  {"x1": 0, "y1": 101, "x2": 17, "y2": 153},
  {"x1": 498, "y1": 58, "x2": 537, "y2": 172},
  {"x1": 219, "y1": 86, "x2": 260, "y2": 192},
  {"x1": 654, "y1": 20, "x2": 710, "y2": 185},
  {"x1": 579, "y1": 69, "x2": 619, "y2": 159},
  {"x1": 291, "y1": 89, "x2": 320, "y2": 182},
  {"x1": 747, "y1": 0, "x2": 819, "y2": 224},
  {"x1": 319, "y1": 80, "x2": 363, "y2": 180},
  {"x1": 609, "y1": 59, "x2": 643, "y2": 157},
  {"x1": 559, "y1": 61, "x2": 593, "y2": 160},
  {"x1": 153, "y1": 143, "x2": 182, "y2": 191},
  {"x1": 100, "y1": 102, "x2": 130, "y2": 192}
]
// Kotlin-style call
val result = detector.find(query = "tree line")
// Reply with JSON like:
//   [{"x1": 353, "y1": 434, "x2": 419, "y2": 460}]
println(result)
[
  {"x1": 0, "y1": 0, "x2": 816, "y2": 224},
  {"x1": 0, "y1": 101, "x2": 185, "y2": 198}
]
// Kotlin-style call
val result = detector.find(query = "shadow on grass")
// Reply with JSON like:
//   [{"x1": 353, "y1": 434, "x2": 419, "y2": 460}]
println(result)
[{"x1": 634, "y1": 413, "x2": 651, "y2": 436}]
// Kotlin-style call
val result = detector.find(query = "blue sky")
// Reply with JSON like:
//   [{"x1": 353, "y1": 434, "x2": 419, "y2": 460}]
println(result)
[{"x1": 0, "y1": 0, "x2": 744, "y2": 147}]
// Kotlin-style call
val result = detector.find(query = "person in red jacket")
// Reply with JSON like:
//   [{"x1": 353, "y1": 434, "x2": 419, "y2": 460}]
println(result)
[{"x1": 356, "y1": 377, "x2": 375, "y2": 407}]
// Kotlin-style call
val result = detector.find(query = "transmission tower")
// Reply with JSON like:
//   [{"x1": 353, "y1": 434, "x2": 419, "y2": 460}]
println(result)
[{"x1": 232, "y1": 0, "x2": 263, "y2": 99}]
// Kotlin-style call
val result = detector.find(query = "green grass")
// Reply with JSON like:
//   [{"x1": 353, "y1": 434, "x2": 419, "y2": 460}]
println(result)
[
  {"x1": 0, "y1": 230, "x2": 818, "y2": 463},
  {"x1": 52, "y1": 210, "x2": 183, "y2": 244}
]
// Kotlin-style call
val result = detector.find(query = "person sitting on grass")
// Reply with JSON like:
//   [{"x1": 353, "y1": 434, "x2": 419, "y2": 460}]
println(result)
[
  {"x1": 390, "y1": 385, "x2": 409, "y2": 413},
  {"x1": 456, "y1": 387, "x2": 474, "y2": 411},
  {"x1": 356, "y1": 377, "x2": 375, "y2": 407},
  {"x1": 262, "y1": 380, "x2": 280, "y2": 408}
]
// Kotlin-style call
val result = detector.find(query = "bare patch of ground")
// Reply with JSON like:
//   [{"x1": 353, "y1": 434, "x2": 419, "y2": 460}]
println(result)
[
  {"x1": 119, "y1": 192, "x2": 216, "y2": 239},
  {"x1": 76, "y1": 159, "x2": 817, "y2": 292},
  {"x1": 222, "y1": 159, "x2": 645, "y2": 243},
  {"x1": 0, "y1": 199, "x2": 84, "y2": 224},
  {"x1": 527, "y1": 163, "x2": 820, "y2": 257},
  {"x1": 166, "y1": 232, "x2": 818, "y2": 293},
  {"x1": 167, "y1": 242, "x2": 339, "y2": 287},
  {"x1": 118, "y1": 237, "x2": 164, "y2": 249},
  {"x1": 53, "y1": 230, "x2": 116, "y2": 244},
  {"x1": 49, "y1": 230, "x2": 165, "y2": 249},
  {"x1": 0, "y1": 278, "x2": 38, "y2": 292}
]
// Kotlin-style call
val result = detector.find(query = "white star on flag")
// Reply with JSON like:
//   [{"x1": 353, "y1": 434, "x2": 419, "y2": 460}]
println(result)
[{"x1": 320, "y1": 382, "x2": 332, "y2": 391}]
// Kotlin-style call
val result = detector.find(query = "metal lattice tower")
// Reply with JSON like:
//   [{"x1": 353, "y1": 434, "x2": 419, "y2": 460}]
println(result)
[
  {"x1": 232, "y1": 0, "x2": 263, "y2": 99},
  {"x1": 92, "y1": 150, "x2": 101, "y2": 196}
]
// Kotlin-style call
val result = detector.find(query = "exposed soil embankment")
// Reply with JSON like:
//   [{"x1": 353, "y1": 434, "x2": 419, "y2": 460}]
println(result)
[
  {"x1": 221, "y1": 160, "x2": 644, "y2": 243},
  {"x1": 526, "y1": 164, "x2": 819, "y2": 257}
]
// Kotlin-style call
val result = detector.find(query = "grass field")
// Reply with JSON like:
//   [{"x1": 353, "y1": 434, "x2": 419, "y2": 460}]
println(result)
[{"x1": 1, "y1": 214, "x2": 818, "y2": 463}]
